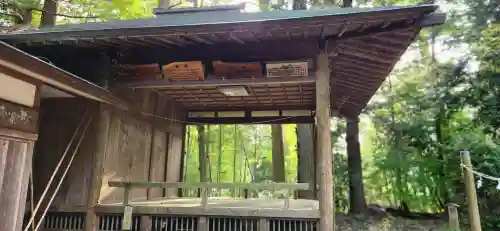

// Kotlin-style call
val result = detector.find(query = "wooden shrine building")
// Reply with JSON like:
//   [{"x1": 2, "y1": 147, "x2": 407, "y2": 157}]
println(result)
[{"x1": 0, "y1": 4, "x2": 445, "y2": 231}]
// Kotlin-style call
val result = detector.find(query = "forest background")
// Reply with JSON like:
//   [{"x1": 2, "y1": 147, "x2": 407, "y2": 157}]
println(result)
[{"x1": 1, "y1": 0, "x2": 499, "y2": 229}]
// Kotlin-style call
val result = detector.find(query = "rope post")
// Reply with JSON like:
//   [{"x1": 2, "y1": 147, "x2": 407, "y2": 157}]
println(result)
[
  {"x1": 446, "y1": 203, "x2": 460, "y2": 231},
  {"x1": 122, "y1": 183, "x2": 133, "y2": 231},
  {"x1": 460, "y1": 151, "x2": 482, "y2": 231}
]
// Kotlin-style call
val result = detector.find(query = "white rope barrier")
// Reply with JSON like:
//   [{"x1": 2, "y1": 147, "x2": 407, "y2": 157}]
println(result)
[{"x1": 460, "y1": 163, "x2": 500, "y2": 189}]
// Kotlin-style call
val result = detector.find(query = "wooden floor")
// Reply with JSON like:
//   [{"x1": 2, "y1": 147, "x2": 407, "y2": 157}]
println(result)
[{"x1": 94, "y1": 198, "x2": 320, "y2": 219}]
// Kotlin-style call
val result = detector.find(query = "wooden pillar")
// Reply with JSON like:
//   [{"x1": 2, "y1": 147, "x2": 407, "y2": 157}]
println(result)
[
  {"x1": 316, "y1": 48, "x2": 334, "y2": 231},
  {"x1": 461, "y1": 151, "x2": 482, "y2": 231},
  {"x1": 84, "y1": 107, "x2": 111, "y2": 231},
  {"x1": 0, "y1": 76, "x2": 39, "y2": 231},
  {"x1": 297, "y1": 124, "x2": 315, "y2": 199},
  {"x1": 271, "y1": 124, "x2": 286, "y2": 182}
]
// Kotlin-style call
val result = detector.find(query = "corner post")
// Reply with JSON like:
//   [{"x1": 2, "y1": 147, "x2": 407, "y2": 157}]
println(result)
[
  {"x1": 460, "y1": 151, "x2": 482, "y2": 231},
  {"x1": 258, "y1": 218, "x2": 268, "y2": 231},
  {"x1": 316, "y1": 43, "x2": 334, "y2": 231},
  {"x1": 122, "y1": 183, "x2": 133, "y2": 231},
  {"x1": 84, "y1": 107, "x2": 110, "y2": 231}
]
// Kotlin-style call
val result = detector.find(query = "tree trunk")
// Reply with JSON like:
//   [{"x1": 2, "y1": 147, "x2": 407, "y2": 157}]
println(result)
[
  {"x1": 346, "y1": 117, "x2": 367, "y2": 214},
  {"x1": 293, "y1": 0, "x2": 307, "y2": 10},
  {"x1": 14, "y1": 9, "x2": 33, "y2": 25},
  {"x1": 197, "y1": 125, "x2": 207, "y2": 183},
  {"x1": 217, "y1": 125, "x2": 222, "y2": 183},
  {"x1": 296, "y1": 124, "x2": 315, "y2": 199},
  {"x1": 342, "y1": 0, "x2": 352, "y2": 7},
  {"x1": 271, "y1": 124, "x2": 286, "y2": 182},
  {"x1": 183, "y1": 127, "x2": 191, "y2": 182},
  {"x1": 206, "y1": 125, "x2": 212, "y2": 182},
  {"x1": 40, "y1": 0, "x2": 58, "y2": 27},
  {"x1": 232, "y1": 125, "x2": 238, "y2": 196}
]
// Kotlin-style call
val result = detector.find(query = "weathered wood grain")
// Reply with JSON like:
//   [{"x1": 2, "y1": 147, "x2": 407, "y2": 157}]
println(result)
[
  {"x1": 33, "y1": 98, "x2": 96, "y2": 210},
  {"x1": 84, "y1": 107, "x2": 111, "y2": 231},
  {"x1": 95, "y1": 198, "x2": 320, "y2": 219},
  {"x1": 0, "y1": 139, "x2": 34, "y2": 231},
  {"x1": 108, "y1": 181, "x2": 309, "y2": 190},
  {"x1": 0, "y1": 99, "x2": 38, "y2": 133},
  {"x1": 316, "y1": 48, "x2": 334, "y2": 231}
]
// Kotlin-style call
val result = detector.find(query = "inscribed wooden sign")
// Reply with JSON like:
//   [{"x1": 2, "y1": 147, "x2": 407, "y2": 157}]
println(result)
[{"x1": 0, "y1": 99, "x2": 38, "y2": 133}]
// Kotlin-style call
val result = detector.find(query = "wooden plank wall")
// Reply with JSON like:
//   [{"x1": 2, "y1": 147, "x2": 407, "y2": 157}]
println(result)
[
  {"x1": 98, "y1": 89, "x2": 186, "y2": 204},
  {"x1": 0, "y1": 89, "x2": 38, "y2": 231},
  {"x1": 33, "y1": 98, "x2": 98, "y2": 210},
  {"x1": 0, "y1": 137, "x2": 35, "y2": 231},
  {"x1": 32, "y1": 89, "x2": 186, "y2": 209}
]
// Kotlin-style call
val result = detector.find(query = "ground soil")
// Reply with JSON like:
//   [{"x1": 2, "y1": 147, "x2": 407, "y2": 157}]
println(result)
[{"x1": 334, "y1": 214, "x2": 449, "y2": 231}]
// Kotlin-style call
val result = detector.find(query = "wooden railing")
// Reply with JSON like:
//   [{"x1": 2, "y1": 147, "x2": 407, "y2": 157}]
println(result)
[
  {"x1": 107, "y1": 181, "x2": 310, "y2": 231},
  {"x1": 108, "y1": 181, "x2": 309, "y2": 208}
]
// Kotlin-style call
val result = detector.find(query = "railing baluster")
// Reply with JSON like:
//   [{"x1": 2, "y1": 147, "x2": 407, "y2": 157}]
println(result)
[
  {"x1": 63, "y1": 214, "x2": 67, "y2": 230},
  {"x1": 77, "y1": 215, "x2": 82, "y2": 231},
  {"x1": 68, "y1": 215, "x2": 73, "y2": 231},
  {"x1": 111, "y1": 215, "x2": 116, "y2": 231}
]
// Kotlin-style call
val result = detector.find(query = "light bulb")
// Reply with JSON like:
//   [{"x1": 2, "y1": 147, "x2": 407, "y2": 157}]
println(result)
[{"x1": 477, "y1": 178, "x2": 483, "y2": 189}]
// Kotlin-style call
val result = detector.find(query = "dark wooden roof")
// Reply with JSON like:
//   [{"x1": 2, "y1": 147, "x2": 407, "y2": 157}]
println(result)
[
  {"x1": 0, "y1": 5, "x2": 445, "y2": 117},
  {"x1": 0, "y1": 41, "x2": 128, "y2": 108}
]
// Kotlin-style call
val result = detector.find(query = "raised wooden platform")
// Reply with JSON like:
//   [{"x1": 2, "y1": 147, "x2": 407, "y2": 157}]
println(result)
[{"x1": 94, "y1": 198, "x2": 320, "y2": 219}]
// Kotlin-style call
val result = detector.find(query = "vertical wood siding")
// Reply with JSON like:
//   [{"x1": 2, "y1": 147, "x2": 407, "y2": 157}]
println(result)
[{"x1": 0, "y1": 138, "x2": 35, "y2": 231}]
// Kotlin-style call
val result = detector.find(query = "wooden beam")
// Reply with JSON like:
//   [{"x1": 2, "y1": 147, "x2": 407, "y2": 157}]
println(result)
[
  {"x1": 107, "y1": 181, "x2": 310, "y2": 190},
  {"x1": 316, "y1": 47, "x2": 334, "y2": 231},
  {"x1": 122, "y1": 76, "x2": 317, "y2": 89},
  {"x1": 0, "y1": 99, "x2": 38, "y2": 134},
  {"x1": 420, "y1": 12, "x2": 446, "y2": 27},
  {"x1": 325, "y1": 12, "x2": 447, "y2": 47},
  {"x1": 93, "y1": 204, "x2": 320, "y2": 219},
  {"x1": 186, "y1": 116, "x2": 314, "y2": 124},
  {"x1": 0, "y1": 42, "x2": 129, "y2": 109}
]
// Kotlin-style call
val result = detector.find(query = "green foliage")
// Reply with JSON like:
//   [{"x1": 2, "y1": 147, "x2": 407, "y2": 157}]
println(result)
[
  {"x1": 2, "y1": 0, "x2": 500, "y2": 228},
  {"x1": 360, "y1": 3, "x2": 500, "y2": 228},
  {"x1": 183, "y1": 124, "x2": 298, "y2": 187}
]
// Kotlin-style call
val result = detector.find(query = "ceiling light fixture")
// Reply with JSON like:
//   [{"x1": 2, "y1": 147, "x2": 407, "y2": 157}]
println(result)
[{"x1": 218, "y1": 86, "x2": 249, "y2": 97}]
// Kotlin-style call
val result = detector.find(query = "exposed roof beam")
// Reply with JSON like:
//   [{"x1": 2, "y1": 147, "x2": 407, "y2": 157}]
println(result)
[
  {"x1": 420, "y1": 12, "x2": 446, "y2": 27},
  {"x1": 326, "y1": 12, "x2": 445, "y2": 54},
  {"x1": 122, "y1": 75, "x2": 317, "y2": 89},
  {"x1": 0, "y1": 41, "x2": 129, "y2": 109}
]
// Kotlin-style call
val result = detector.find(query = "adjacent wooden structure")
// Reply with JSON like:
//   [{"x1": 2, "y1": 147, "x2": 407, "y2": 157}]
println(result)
[{"x1": 0, "y1": 4, "x2": 444, "y2": 231}]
